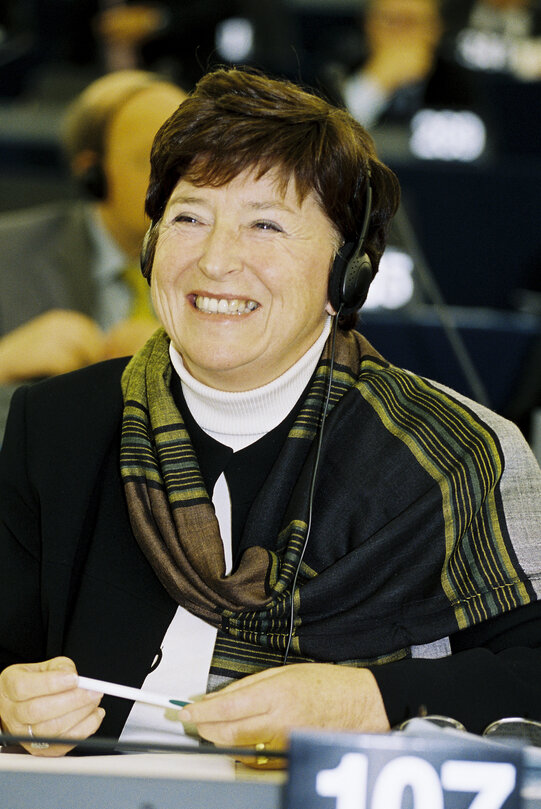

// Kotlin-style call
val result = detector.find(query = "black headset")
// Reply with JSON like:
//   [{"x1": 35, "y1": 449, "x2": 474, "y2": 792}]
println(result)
[
  {"x1": 138, "y1": 172, "x2": 373, "y2": 666},
  {"x1": 282, "y1": 174, "x2": 374, "y2": 664},
  {"x1": 140, "y1": 220, "x2": 159, "y2": 280},
  {"x1": 139, "y1": 173, "x2": 374, "y2": 311},
  {"x1": 327, "y1": 175, "x2": 373, "y2": 314}
]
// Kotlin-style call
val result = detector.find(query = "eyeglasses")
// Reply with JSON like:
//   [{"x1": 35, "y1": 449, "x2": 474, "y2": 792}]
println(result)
[
  {"x1": 483, "y1": 717, "x2": 541, "y2": 747},
  {"x1": 397, "y1": 715, "x2": 541, "y2": 747},
  {"x1": 397, "y1": 715, "x2": 466, "y2": 732}
]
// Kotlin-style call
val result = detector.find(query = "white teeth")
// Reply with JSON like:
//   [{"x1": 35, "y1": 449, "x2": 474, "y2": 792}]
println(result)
[{"x1": 194, "y1": 295, "x2": 258, "y2": 315}]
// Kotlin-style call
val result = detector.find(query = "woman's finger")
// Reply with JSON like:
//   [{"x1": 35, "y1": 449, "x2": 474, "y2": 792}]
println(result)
[
  {"x1": 23, "y1": 706, "x2": 106, "y2": 758},
  {"x1": 23, "y1": 694, "x2": 104, "y2": 740},
  {"x1": 12, "y1": 686, "x2": 103, "y2": 727},
  {"x1": 1, "y1": 660, "x2": 77, "y2": 702}
]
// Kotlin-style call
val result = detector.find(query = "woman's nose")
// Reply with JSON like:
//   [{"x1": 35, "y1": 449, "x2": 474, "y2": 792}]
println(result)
[{"x1": 197, "y1": 224, "x2": 242, "y2": 279}]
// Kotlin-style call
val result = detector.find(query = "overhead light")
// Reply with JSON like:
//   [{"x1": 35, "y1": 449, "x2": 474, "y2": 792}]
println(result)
[
  {"x1": 409, "y1": 109, "x2": 486, "y2": 162},
  {"x1": 215, "y1": 17, "x2": 254, "y2": 62},
  {"x1": 456, "y1": 30, "x2": 510, "y2": 72},
  {"x1": 364, "y1": 248, "x2": 415, "y2": 310}
]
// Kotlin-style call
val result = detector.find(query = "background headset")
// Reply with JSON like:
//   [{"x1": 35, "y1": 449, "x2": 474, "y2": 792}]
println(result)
[
  {"x1": 139, "y1": 171, "x2": 374, "y2": 311},
  {"x1": 73, "y1": 77, "x2": 163, "y2": 203},
  {"x1": 79, "y1": 162, "x2": 108, "y2": 201}
]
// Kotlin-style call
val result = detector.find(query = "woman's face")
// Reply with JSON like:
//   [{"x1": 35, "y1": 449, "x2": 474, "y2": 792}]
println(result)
[{"x1": 151, "y1": 167, "x2": 339, "y2": 391}]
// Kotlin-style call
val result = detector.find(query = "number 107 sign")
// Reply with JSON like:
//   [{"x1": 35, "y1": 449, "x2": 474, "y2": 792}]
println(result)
[{"x1": 285, "y1": 729, "x2": 522, "y2": 809}]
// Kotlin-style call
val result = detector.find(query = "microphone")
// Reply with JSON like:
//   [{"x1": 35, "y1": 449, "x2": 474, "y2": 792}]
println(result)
[
  {"x1": 0, "y1": 732, "x2": 287, "y2": 760},
  {"x1": 393, "y1": 202, "x2": 491, "y2": 409},
  {"x1": 282, "y1": 305, "x2": 343, "y2": 665}
]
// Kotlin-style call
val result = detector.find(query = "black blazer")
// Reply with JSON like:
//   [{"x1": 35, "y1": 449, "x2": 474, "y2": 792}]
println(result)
[
  {"x1": 0, "y1": 358, "x2": 177, "y2": 740},
  {"x1": 2, "y1": 358, "x2": 541, "y2": 741}
]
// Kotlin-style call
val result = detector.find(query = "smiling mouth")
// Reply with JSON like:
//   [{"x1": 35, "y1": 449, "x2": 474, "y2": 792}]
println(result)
[{"x1": 193, "y1": 295, "x2": 259, "y2": 315}]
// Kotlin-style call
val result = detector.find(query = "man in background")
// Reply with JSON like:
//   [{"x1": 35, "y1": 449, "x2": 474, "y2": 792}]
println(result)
[
  {"x1": 334, "y1": 0, "x2": 473, "y2": 128},
  {"x1": 0, "y1": 69, "x2": 187, "y2": 436}
]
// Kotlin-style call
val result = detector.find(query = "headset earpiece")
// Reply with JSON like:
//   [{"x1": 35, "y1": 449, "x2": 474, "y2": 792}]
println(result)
[
  {"x1": 140, "y1": 222, "x2": 159, "y2": 281},
  {"x1": 328, "y1": 242, "x2": 373, "y2": 313},
  {"x1": 327, "y1": 178, "x2": 373, "y2": 314},
  {"x1": 78, "y1": 163, "x2": 108, "y2": 201}
]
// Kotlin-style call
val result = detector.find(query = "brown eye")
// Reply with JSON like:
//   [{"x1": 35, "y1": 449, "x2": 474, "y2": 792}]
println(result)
[
  {"x1": 173, "y1": 215, "x2": 198, "y2": 224},
  {"x1": 254, "y1": 220, "x2": 282, "y2": 232}
]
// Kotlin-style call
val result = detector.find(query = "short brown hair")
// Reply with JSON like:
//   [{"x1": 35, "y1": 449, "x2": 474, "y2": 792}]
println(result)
[{"x1": 146, "y1": 67, "x2": 400, "y2": 299}]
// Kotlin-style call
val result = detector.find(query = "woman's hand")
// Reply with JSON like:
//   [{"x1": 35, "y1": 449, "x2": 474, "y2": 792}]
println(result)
[
  {"x1": 0, "y1": 657, "x2": 105, "y2": 756},
  {"x1": 0, "y1": 310, "x2": 106, "y2": 383},
  {"x1": 177, "y1": 663, "x2": 390, "y2": 768},
  {"x1": 103, "y1": 316, "x2": 160, "y2": 359}
]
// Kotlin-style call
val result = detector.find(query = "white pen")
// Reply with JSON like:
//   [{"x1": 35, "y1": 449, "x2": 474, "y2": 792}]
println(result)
[{"x1": 77, "y1": 676, "x2": 191, "y2": 710}]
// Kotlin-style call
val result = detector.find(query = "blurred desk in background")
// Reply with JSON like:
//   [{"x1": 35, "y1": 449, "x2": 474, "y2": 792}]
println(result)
[
  {"x1": 359, "y1": 306, "x2": 541, "y2": 414},
  {"x1": 0, "y1": 96, "x2": 75, "y2": 211},
  {"x1": 0, "y1": 69, "x2": 93, "y2": 212},
  {"x1": 384, "y1": 158, "x2": 541, "y2": 313}
]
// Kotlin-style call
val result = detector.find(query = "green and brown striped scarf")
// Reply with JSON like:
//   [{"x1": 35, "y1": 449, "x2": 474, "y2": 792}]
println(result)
[{"x1": 120, "y1": 328, "x2": 541, "y2": 682}]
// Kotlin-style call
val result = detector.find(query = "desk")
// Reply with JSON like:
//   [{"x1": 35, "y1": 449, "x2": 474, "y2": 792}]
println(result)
[
  {"x1": 2, "y1": 744, "x2": 541, "y2": 808},
  {"x1": 0, "y1": 750, "x2": 284, "y2": 809},
  {"x1": 382, "y1": 150, "x2": 541, "y2": 312}
]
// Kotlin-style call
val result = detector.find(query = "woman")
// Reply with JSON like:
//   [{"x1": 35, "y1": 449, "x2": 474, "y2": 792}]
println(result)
[{"x1": 1, "y1": 67, "x2": 540, "y2": 762}]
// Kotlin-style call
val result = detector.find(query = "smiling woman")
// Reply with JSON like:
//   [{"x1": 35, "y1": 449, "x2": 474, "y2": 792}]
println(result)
[
  {"x1": 150, "y1": 168, "x2": 339, "y2": 390},
  {"x1": 1, "y1": 67, "x2": 541, "y2": 765}
]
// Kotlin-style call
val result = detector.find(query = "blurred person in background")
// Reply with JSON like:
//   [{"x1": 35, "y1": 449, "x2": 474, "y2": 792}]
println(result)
[
  {"x1": 326, "y1": 0, "x2": 474, "y2": 129},
  {"x1": 443, "y1": 0, "x2": 541, "y2": 80},
  {"x1": 94, "y1": 0, "x2": 298, "y2": 86},
  {"x1": 0, "y1": 1, "x2": 298, "y2": 95},
  {"x1": 0, "y1": 69, "x2": 187, "y2": 437}
]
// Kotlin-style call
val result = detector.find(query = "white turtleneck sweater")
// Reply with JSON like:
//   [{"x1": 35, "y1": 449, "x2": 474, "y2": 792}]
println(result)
[{"x1": 120, "y1": 319, "x2": 331, "y2": 744}]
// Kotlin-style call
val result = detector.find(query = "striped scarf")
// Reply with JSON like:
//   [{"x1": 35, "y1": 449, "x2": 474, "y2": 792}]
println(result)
[{"x1": 120, "y1": 328, "x2": 541, "y2": 681}]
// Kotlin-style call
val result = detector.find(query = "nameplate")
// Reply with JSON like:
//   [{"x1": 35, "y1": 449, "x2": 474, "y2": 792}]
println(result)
[{"x1": 285, "y1": 728, "x2": 523, "y2": 809}]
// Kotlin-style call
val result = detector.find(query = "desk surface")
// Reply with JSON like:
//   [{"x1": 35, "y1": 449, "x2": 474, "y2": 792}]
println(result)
[
  {"x1": 0, "y1": 750, "x2": 285, "y2": 809},
  {"x1": 2, "y1": 747, "x2": 541, "y2": 808}
]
